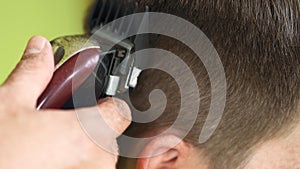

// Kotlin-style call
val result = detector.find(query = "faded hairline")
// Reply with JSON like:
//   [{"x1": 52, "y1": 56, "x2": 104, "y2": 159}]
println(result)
[{"x1": 120, "y1": 1, "x2": 300, "y2": 169}]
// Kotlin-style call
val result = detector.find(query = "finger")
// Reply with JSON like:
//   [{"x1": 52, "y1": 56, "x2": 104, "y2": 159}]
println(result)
[
  {"x1": 2, "y1": 36, "x2": 54, "y2": 108},
  {"x1": 74, "y1": 97, "x2": 132, "y2": 155},
  {"x1": 97, "y1": 97, "x2": 132, "y2": 134}
]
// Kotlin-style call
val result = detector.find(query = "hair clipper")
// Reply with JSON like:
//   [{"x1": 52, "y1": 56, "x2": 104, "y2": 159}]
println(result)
[{"x1": 37, "y1": 0, "x2": 150, "y2": 109}]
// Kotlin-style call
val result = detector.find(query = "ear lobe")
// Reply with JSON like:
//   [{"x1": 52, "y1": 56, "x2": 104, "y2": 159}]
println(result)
[
  {"x1": 136, "y1": 135, "x2": 192, "y2": 169},
  {"x1": 137, "y1": 149, "x2": 179, "y2": 169}
]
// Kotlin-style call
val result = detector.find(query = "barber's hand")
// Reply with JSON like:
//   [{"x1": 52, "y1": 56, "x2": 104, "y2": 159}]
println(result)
[{"x1": 0, "y1": 36, "x2": 131, "y2": 169}]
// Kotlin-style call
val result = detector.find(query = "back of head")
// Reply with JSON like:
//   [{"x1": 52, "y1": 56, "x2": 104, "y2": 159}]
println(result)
[{"x1": 119, "y1": 1, "x2": 300, "y2": 168}]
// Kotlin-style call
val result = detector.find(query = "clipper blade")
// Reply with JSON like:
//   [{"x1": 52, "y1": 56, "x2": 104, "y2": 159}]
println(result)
[{"x1": 87, "y1": 0, "x2": 150, "y2": 36}]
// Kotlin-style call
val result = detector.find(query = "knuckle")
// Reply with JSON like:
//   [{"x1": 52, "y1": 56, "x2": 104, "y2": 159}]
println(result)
[
  {"x1": 11, "y1": 56, "x2": 49, "y2": 81},
  {"x1": 16, "y1": 61, "x2": 37, "y2": 74},
  {"x1": 19, "y1": 55, "x2": 45, "y2": 70}
]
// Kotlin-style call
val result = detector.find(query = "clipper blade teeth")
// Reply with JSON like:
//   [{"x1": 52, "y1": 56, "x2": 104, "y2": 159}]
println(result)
[{"x1": 88, "y1": 0, "x2": 149, "y2": 35}]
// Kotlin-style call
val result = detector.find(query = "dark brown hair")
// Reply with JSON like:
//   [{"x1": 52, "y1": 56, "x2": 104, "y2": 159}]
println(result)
[{"x1": 119, "y1": 0, "x2": 300, "y2": 168}]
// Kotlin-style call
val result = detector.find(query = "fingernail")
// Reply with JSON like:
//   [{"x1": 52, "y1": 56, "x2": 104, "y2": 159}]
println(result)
[{"x1": 24, "y1": 36, "x2": 46, "y2": 56}]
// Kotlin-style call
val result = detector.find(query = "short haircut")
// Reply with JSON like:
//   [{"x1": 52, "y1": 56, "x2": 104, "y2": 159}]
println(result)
[{"x1": 119, "y1": 1, "x2": 300, "y2": 168}]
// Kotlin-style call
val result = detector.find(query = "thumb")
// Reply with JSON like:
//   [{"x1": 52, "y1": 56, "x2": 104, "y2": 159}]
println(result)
[{"x1": 2, "y1": 36, "x2": 54, "y2": 108}]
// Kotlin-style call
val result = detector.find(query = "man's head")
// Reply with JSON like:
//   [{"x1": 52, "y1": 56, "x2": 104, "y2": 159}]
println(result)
[{"x1": 117, "y1": 0, "x2": 300, "y2": 168}]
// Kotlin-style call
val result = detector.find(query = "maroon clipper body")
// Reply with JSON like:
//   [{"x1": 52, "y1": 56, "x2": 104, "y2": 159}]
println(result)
[{"x1": 37, "y1": 48, "x2": 101, "y2": 109}]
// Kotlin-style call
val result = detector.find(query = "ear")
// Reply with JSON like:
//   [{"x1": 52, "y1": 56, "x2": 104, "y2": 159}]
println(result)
[{"x1": 135, "y1": 135, "x2": 196, "y2": 169}]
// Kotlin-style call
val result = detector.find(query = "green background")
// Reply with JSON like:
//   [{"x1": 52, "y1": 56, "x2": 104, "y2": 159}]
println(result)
[{"x1": 0, "y1": 0, "x2": 94, "y2": 83}]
